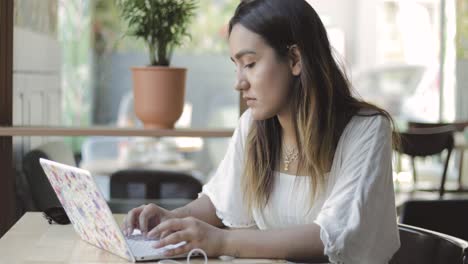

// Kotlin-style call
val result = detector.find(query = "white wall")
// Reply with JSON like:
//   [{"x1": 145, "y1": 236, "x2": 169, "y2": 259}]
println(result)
[
  {"x1": 355, "y1": 0, "x2": 379, "y2": 70},
  {"x1": 456, "y1": 60, "x2": 468, "y2": 119},
  {"x1": 13, "y1": 27, "x2": 62, "y2": 168},
  {"x1": 455, "y1": 0, "x2": 468, "y2": 120},
  {"x1": 306, "y1": 0, "x2": 377, "y2": 73}
]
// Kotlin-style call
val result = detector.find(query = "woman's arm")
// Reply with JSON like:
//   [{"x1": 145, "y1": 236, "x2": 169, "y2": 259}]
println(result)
[
  {"x1": 149, "y1": 216, "x2": 327, "y2": 261},
  {"x1": 122, "y1": 195, "x2": 224, "y2": 236},
  {"x1": 168, "y1": 190, "x2": 326, "y2": 260},
  {"x1": 222, "y1": 223, "x2": 327, "y2": 262},
  {"x1": 171, "y1": 195, "x2": 224, "y2": 227}
]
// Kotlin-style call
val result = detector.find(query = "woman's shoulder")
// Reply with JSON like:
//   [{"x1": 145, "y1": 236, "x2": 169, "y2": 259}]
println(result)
[
  {"x1": 230, "y1": 108, "x2": 254, "y2": 148},
  {"x1": 239, "y1": 108, "x2": 253, "y2": 125},
  {"x1": 333, "y1": 109, "x2": 393, "y2": 167},
  {"x1": 345, "y1": 109, "x2": 392, "y2": 139},
  {"x1": 238, "y1": 108, "x2": 254, "y2": 134}
]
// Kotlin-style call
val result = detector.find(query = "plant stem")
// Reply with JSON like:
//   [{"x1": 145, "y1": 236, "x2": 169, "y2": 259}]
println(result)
[
  {"x1": 159, "y1": 45, "x2": 168, "y2": 66},
  {"x1": 149, "y1": 41, "x2": 157, "y2": 66}
]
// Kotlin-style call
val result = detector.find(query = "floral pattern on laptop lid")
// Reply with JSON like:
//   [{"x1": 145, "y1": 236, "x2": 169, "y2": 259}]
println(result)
[{"x1": 40, "y1": 159, "x2": 133, "y2": 261}]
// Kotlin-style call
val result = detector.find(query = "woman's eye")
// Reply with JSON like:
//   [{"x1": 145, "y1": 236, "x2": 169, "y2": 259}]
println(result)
[{"x1": 245, "y1": 62, "x2": 256, "y2": 69}]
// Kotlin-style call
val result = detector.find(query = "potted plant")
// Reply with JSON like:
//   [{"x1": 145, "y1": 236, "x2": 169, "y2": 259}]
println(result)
[{"x1": 117, "y1": 0, "x2": 197, "y2": 128}]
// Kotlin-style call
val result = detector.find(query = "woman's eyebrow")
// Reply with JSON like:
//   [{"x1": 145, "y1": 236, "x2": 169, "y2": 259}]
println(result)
[{"x1": 230, "y1": 50, "x2": 257, "y2": 62}]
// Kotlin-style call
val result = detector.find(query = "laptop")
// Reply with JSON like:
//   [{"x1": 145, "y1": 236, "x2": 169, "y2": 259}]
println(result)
[{"x1": 39, "y1": 158, "x2": 188, "y2": 262}]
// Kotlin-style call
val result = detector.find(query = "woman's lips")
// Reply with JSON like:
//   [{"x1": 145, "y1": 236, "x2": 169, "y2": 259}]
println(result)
[{"x1": 244, "y1": 97, "x2": 256, "y2": 106}]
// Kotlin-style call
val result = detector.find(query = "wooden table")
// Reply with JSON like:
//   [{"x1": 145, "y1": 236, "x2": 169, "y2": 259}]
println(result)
[{"x1": 0, "y1": 213, "x2": 285, "y2": 264}]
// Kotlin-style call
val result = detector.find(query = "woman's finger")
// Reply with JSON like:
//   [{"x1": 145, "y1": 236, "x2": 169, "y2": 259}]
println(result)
[
  {"x1": 162, "y1": 242, "x2": 194, "y2": 257},
  {"x1": 124, "y1": 205, "x2": 145, "y2": 235},
  {"x1": 147, "y1": 218, "x2": 186, "y2": 238},
  {"x1": 159, "y1": 230, "x2": 172, "y2": 239},
  {"x1": 138, "y1": 204, "x2": 158, "y2": 235},
  {"x1": 153, "y1": 230, "x2": 191, "y2": 249}
]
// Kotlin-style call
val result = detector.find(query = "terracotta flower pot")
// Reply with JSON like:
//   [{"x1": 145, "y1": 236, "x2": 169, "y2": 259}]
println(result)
[{"x1": 131, "y1": 66, "x2": 187, "y2": 129}]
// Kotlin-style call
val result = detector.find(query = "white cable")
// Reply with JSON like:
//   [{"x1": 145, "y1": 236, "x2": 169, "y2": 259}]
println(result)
[
  {"x1": 187, "y1": 248, "x2": 208, "y2": 263},
  {"x1": 158, "y1": 248, "x2": 208, "y2": 264}
]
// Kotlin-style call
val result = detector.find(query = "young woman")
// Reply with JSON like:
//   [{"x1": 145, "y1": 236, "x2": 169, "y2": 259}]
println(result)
[{"x1": 123, "y1": 0, "x2": 400, "y2": 263}]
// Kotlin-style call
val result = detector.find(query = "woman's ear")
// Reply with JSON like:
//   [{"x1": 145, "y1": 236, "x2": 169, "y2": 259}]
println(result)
[{"x1": 288, "y1": 45, "x2": 302, "y2": 76}]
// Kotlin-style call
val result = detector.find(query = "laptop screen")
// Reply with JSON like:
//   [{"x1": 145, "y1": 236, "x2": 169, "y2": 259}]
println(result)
[{"x1": 39, "y1": 158, "x2": 133, "y2": 261}]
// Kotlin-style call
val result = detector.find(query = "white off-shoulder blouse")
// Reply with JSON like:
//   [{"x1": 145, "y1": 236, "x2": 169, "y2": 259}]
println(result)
[{"x1": 201, "y1": 109, "x2": 400, "y2": 264}]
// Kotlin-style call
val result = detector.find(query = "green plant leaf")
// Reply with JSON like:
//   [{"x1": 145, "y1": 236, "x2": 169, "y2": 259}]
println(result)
[{"x1": 117, "y1": 0, "x2": 198, "y2": 66}]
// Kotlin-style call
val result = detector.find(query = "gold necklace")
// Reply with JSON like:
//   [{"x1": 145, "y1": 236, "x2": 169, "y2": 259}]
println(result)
[{"x1": 283, "y1": 145, "x2": 299, "y2": 171}]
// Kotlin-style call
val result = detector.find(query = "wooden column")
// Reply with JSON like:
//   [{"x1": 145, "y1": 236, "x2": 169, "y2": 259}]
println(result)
[
  {"x1": 0, "y1": 0, "x2": 15, "y2": 237},
  {"x1": 456, "y1": 0, "x2": 468, "y2": 120}
]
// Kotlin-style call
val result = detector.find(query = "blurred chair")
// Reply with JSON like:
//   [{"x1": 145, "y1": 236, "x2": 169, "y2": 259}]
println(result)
[
  {"x1": 22, "y1": 141, "x2": 76, "y2": 211},
  {"x1": 399, "y1": 199, "x2": 468, "y2": 241},
  {"x1": 390, "y1": 224, "x2": 468, "y2": 264},
  {"x1": 108, "y1": 169, "x2": 203, "y2": 212},
  {"x1": 408, "y1": 121, "x2": 468, "y2": 132},
  {"x1": 409, "y1": 121, "x2": 468, "y2": 190},
  {"x1": 394, "y1": 125, "x2": 454, "y2": 197}
]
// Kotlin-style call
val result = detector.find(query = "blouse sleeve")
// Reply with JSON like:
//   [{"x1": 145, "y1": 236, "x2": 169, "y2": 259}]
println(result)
[
  {"x1": 200, "y1": 109, "x2": 256, "y2": 228},
  {"x1": 314, "y1": 115, "x2": 400, "y2": 264}
]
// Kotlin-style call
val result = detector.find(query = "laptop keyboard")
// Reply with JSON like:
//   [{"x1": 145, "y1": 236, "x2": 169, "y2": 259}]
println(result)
[{"x1": 126, "y1": 234, "x2": 186, "y2": 258}]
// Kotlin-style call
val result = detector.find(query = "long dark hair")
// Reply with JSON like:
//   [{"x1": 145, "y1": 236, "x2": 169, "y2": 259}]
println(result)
[{"x1": 229, "y1": 0, "x2": 395, "y2": 211}]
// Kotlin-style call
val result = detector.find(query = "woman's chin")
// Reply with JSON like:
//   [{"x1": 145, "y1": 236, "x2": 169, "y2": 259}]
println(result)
[{"x1": 250, "y1": 108, "x2": 276, "y2": 121}]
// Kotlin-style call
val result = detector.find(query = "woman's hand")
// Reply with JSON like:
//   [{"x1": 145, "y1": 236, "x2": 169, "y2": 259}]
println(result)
[
  {"x1": 147, "y1": 217, "x2": 226, "y2": 257},
  {"x1": 122, "y1": 203, "x2": 176, "y2": 237}
]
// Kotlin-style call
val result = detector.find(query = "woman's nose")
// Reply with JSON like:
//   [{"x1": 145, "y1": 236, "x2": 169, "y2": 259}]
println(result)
[{"x1": 234, "y1": 79, "x2": 250, "y2": 92}]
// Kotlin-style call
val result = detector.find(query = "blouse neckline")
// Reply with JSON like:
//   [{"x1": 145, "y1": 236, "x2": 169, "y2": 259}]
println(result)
[{"x1": 276, "y1": 171, "x2": 310, "y2": 178}]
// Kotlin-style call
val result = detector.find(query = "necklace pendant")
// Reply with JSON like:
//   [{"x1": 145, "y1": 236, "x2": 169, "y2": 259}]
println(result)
[{"x1": 283, "y1": 145, "x2": 298, "y2": 173}]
